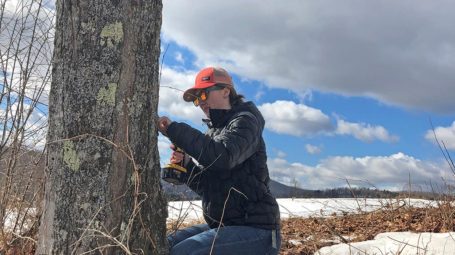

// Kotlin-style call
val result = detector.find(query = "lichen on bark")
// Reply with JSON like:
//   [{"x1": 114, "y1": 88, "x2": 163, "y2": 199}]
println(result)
[
  {"x1": 97, "y1": 83, "x2": 117, "y2": 106},
  {"x1": 63, "y1": 140, "x2": 80, "y2": 171},
  {"x1": 100, "y1": 21, "x2": 124, "y2": 48}
]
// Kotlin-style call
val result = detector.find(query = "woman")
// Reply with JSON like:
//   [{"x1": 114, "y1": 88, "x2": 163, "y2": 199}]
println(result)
[{"x1": 158, "y1": 67, "x2": 281, "y2": 255}]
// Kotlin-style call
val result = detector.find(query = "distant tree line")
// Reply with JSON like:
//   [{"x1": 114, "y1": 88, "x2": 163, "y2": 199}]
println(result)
[
  {"x1": 162, "y1": 182, "x2": 449, "y2": 201},
  {"x1": 286, "y1": 187, "x2": 449, "y2": 200},
  {"x1": 283, "y1": 187, "x2": 399, "y2": 199}
]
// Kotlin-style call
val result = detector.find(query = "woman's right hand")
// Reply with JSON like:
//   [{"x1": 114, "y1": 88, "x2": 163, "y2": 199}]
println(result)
[{"x1": 170, "y1": 144, "x2": 185, "y2": 164}]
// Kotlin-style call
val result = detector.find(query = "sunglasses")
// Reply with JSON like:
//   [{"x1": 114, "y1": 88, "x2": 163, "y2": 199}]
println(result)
[{"x1": 193, "y1": 85, "x2": 225, "y2": 106}]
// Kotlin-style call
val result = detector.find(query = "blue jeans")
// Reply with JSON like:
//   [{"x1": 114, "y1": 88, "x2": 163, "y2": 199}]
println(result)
[{"x1": 167, "y1": 224, "x2": 281, "y2": 255}]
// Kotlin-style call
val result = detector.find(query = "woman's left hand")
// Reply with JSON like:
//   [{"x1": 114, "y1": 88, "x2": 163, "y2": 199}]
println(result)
[{"x1": 158, "y1": 116, "x2": 173, "y2": 136}]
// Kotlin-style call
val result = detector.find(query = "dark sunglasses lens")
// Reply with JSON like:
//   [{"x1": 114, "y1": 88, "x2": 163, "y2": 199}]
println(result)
[
  {"x1": 200, "y1": 91, "x2": 207, "y2": 101},
  {"x1": 193, "y1": 87, "x2": 219, "y2": 107}
]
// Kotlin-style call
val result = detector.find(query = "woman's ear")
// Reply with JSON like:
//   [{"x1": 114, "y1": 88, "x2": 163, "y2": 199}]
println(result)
[{"x1": 223, "y1": 88, "x2": 231, "y2": 98}]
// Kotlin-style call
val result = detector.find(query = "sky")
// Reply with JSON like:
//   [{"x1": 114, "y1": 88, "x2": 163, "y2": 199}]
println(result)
[
  {"x1": 1, "y1": 1, "x2": 455, "y2": 192},
  {"x1": 157, "y1": 0, "x2": 455, "y2": 191},
  {"x1": 0, "y1": 0, "x2": 52, "y2": 150}
]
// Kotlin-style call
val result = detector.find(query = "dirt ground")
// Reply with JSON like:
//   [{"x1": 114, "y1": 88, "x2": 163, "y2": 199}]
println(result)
[{"x1": 280, "y1": 203, "x2": 455, "y2": 254}]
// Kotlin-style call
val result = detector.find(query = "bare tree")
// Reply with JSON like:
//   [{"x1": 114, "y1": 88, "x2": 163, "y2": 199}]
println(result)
[
  {"x1": 1, "y1": 0, "x2": 53, "y2": 252},
  {"x1": 36, "y1": 0, "x2": 168, "y2": 254}
]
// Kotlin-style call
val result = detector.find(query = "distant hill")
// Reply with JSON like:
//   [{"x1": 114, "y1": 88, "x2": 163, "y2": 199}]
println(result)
[
  {"x1": 269, "y1": 180, "x2": 402, "y2": 198},
  {"x1": 269, "y1": 179, "x2": 313, "y2": 198},
  {"x1": 162, "y1": 179, "x2": 402, "y2": 201},
  {"x1": 161, "y1": 179, "x2": 311, "y2": 200}
]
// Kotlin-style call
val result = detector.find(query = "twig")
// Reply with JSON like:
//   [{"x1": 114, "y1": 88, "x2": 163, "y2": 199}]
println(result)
[
  {"x1": 387, "y1": 236, "x2": 428, "y2": 252},
  {"x1": 429, "y1": 118, "x2": 455, "y2": 176},
  {"x1": 79, "y1": 229, "x2": 132, "y2": 255},
  {"x1": 11, "y1": 232, "x2": 36, "y2": 244},
  {"x1": 159, "y1": 43, "x2": 169, "y2": 86},
  {"x1": 345, "y1": 179, "x2": 362, "y2": 213},
  {"x1": 209, "y1": 187, "x2": 248, "y2": 254}
]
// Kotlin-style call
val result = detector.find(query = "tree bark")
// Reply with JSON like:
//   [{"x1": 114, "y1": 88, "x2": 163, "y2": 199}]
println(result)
[{"x1": 36, "y1": 0, "x2": 168, "y2": 254}]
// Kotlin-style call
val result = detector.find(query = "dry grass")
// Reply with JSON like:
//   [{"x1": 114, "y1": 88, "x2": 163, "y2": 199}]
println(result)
[
  {"x1": 164, "y1": 198, "x2": 455, "y2": 254},
  {"x1": 280, "y1": 201, "x2": 455, "y2": 255},
  {"x1": 0, "y1": 220, "x2": 38, "y2": 254},
  {"x1": 1, "y1": 199, "x2": 455, "y2": 254}
]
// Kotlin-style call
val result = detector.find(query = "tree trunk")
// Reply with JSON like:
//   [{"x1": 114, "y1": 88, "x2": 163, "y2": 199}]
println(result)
[{"x1": 36, "y1": 0, "x2": 168, "y2": 254}]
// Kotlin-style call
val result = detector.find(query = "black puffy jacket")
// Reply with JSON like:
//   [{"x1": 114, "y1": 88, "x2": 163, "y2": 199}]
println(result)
[{"x1": 166, "y1": 101, "x2": 280, "y2": 230}]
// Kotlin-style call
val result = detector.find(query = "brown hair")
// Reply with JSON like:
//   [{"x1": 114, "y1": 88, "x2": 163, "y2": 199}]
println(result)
[
  {"x1": 217, "y1": 83, "x2": 245, "y2": 106},
  {"x1": 228, "y1": 87, "x2": 245, "y2": 106}
]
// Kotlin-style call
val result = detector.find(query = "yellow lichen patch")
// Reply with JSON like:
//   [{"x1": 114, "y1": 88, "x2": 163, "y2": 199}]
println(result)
[
  {"x1": 100, "y1": 22, "x2": 124, "y2": 48},
  {"x1": 63, "y1": 141, "x2": 80, "y2": 171},
  {"x1": 97, "y1": 83, "x2": 117, "y2": 106}
]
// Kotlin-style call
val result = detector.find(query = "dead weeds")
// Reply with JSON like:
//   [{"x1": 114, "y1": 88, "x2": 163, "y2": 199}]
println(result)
[
  {"x1": 2, "y1": 202, "x2": 454, "y2": 254},
  {"x1": 280, "y1": 202, "x2": 455, "y2": 254}
]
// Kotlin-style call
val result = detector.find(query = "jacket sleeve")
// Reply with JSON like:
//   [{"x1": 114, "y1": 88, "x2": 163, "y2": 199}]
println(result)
[
  {"x1": 184, "y1": 159, "x2": 204, "y2": 195},
  {"x1": 167, "y1": 112, "x2": 260, "y2": 171}
]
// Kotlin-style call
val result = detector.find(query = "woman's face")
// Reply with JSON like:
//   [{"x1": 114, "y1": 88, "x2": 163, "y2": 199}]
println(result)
[{"x1": 197, "y1": 87, "x2": 231, "y2": 117}]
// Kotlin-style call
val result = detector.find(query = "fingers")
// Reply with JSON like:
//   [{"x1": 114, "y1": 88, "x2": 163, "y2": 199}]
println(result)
[
  {"x1": 170, "y1": 151, "x2": 184, "y2": 164},
  {"x1": 157, "y1": 116, "x2": 172, "y2": 136},
  {"x1": 158, "y1": 116, "x2": 170, "y2": 130}
]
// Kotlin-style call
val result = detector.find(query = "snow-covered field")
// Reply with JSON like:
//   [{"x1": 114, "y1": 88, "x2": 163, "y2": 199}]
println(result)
[
  {"x1": 168, "y1": 198, "x2": 437, "y2": 222},
  {"x1": 317, "y1": 232, "x2": 455, "y2": 255},
  {"x1": 168, "y1": 198, "x2": 454, "y2": 255}
]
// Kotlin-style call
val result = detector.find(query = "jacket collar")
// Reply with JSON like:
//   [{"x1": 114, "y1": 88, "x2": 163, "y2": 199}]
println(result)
[{"x1": 203, "y1": 108, "x2": 236, "y2": 128}]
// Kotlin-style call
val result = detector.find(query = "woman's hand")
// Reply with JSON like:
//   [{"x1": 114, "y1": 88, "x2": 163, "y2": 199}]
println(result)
[
  {"x1": 170, "y1": 149, "x2": 184, "y2": 164},
  {"x1": 170, "y1": 144, "x2": 189, "y2": 166},
  {"x1": 158, "y1": 116, "x2": 173, "y2": 136}
]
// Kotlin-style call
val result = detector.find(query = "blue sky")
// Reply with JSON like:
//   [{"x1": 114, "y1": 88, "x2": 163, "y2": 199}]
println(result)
[
  {"x1": 158, "y1": 0, "x2": 455, "y2": 191},
  {"x1": 2, "y1": 1, "x2": 454, "y2": 192}
]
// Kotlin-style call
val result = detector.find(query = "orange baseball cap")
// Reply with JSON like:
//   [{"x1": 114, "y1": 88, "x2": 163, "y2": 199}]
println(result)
[{"x1": 183, "y1": 67, "x2": 234, "y2": 102}]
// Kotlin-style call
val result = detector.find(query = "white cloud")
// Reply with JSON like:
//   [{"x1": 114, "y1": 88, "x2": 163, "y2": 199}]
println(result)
[
  {"x1": 0, "y1": 103, "x2": 47, "y2": 150},
  {"x1": 258, "y1": 100, "x2": 333, "y2": 136},
  {"x1": 174, "y1": 52, "x2": 184, "y2": 64},
  {"x1": 305, "y1": 144, "x2": 322, "y2": 155},
  {"x1": 158, "y1": 67, "x2": 206, "y2": 124},
  {"x1": 1, "y1": 0, "x2": 54, "y2": 106},
  {"x1": 276, "y1": 150, "x2": 287, "y2": 158},
  {"x1": 425, "y1": 121, "x2": 455, "y2": 150},
  {"x1": 162, "y1": 0, "x2": 455, "y2": 113},
  {"x1": 268, "y1": 153, "x2": 452, "y2": 191},
  {"x1": 257, "y1": 100, "x2": 398, "y2": 143},
  {"x1": 254, "y1": 90, "x2": 265, "y2": 101},
  {"x1": 336, "y1": 119, "x2": 399, "y2": 143}
]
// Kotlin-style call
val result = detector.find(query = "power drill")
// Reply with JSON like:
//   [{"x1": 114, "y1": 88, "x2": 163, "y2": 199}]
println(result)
[{"x1": 161, "y1": 146, "x2": 188, "y2": 185}]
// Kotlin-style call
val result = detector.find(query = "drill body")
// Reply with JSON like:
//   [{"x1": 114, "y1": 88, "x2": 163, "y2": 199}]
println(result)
[{"x1": 162, "y1": 147, "x2": 188, "y2": 185}]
